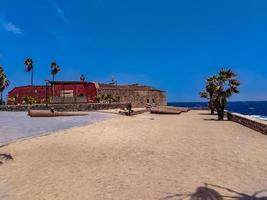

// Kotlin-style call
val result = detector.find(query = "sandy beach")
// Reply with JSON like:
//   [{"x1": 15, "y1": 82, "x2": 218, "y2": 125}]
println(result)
[{"x1": 0, "y1": 110, "x2": 267, "y2": 200}]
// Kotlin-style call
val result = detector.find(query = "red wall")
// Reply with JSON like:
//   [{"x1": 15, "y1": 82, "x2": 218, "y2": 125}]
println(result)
[
  {"x1": 8, "y1": 86, "x2": 49, "y2": 104},
  {"x1": 51, "y1": 82, "x2": 97, "y2": 102},
  {"x1": 8, "y1": 82, "x2": 97, "y2": 105}
]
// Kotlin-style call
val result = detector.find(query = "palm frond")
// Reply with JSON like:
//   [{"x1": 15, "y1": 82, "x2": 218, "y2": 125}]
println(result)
[
  {"x1": 51, "y1": 62, "x2": 60, "y2": 77},
  {"x1": 24, "y1": 58, "x2": 33, "y2": 71},
  {"x1": 199, "y1": 91, "x2": 208, "y2": 98},
  {"x1": 80, "y1": 74, "x2": 85, "y2": 82},
  {"x1": 0, "y1": 66, "x2": 9, "y2": 93}
]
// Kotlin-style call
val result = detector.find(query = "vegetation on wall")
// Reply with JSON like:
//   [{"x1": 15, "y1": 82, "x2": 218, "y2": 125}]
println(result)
[
  {"x1": 95, "y1": 94, "x2": 120, "y2": 103},
  {"x1": 23, "y1": 96, "x2": 37, "y2": 105},
  {"x1": 8, "y1": 96, "x2": 16, "y2": 105}
]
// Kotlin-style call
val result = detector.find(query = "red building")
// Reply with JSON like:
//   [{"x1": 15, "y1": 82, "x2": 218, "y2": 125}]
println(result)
[
  {"x1": 8, "y1": 81, "x2": 98, "y2": 104},
  {"x1": 8, "y1": 80, "x2": 166, "y2": 107}
]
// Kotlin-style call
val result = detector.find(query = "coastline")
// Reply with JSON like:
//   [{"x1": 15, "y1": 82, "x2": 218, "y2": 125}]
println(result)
[{"x1": 169, "y1": 101, "x2": 267, "y2": 120}]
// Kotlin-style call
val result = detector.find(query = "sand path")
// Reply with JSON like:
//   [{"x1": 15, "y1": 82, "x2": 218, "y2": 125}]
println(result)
[{"x1": 0, "y1": 110, "x2": 267, "y2": 199}]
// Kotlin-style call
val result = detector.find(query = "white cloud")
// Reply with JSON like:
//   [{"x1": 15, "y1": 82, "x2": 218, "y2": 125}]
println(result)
[
  {"x1": 3, "y1": 22, "x2": 22, "y2": 34},
  {"x1": 55, "y1": 7, "x2": 66, "y2": 21},
  {"x1": 51, "y1": 1, "x2": 66, "y2": 22},
  {"x1": 49, "y1": 30, "x2": 68, "y2": 44}
]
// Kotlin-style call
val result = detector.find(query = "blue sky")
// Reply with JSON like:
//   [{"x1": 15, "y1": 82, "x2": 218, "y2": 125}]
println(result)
[{"x1": 1, "y1": 0, "x2": 267, "y2": 102}]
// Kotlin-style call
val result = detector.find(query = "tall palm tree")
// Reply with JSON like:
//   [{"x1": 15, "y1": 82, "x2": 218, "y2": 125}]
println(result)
[
  {"x1": 199, "y1": 75, "x2": 218, "y2": 115},
  {"x1": 80, "y1": 74, "x2": 85, "y2": 82},
  {"x1": 24, "y1": 58, "x2": 33, "y2": 85},
  {"x1": 111, "y1": 76, "x2": 117, "y2": 85},
  {"x1": 200, "y1": 69, "x2": 240, "y2": 120},
  {"x1": 214, "y1": 69, "x2": 240, "y2": 120},
  {"x1": 51, "y1": 62, "x2": 60, "y2": 81},
  {"x1": 0, "y1": 65, "x2": 10, "y2": 105},
  {"x1": 50, "y1": 62, "x2": 60, "y2": 101}
]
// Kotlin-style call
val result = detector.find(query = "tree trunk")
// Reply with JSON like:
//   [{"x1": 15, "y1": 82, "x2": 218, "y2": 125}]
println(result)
[
  {"x1": 52, "y1": 75, "x2": 55, "y2": 102},
  {"x1": 211, "y1": 107, "x2": 215, "y2": 115},
  {"x1": 208, "y1": 94, "x2": 215, "y2": 115},
  {"x1": 217, "y1": 105, "x2": 225, "y2": 120},
  {"x1": 31, "y1": 68, "x2": 33, "y2": 86},
  {"x1": 0, "y1": 92, "x2": 2, "y2": 105}
]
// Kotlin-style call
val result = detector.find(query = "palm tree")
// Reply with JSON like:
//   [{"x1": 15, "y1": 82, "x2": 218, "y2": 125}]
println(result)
[
  {"x1": 80, "y1": 74, "x2": 85, "y2": 82},
  {"x1": 214, "y1": 69, "x2": 240, "y2": 120},
  {"x1": 50, "y1": 62, "x2": 60, "y2": 101},
  {"x1": 51, "y1": 62, "x2": 60, "y2": 81},
  {"x1": 24, "y1": 58, "x2": 33, "y2": 85},
  {"x1": 199, "y1": 75, "x2": 218, "y2": 115},
  {"x1": 111, "y1": 76, "x2": 117, "y2": 85},
  {"x1": 0, "y1": 65, "x2": 10, "y2": 105}
]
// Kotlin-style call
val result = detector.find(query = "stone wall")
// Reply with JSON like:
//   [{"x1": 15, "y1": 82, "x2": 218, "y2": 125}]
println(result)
[
  {"x1": 0, "y1": 103, "x2": 129, "y2": 112},
  {"x1": 98, "y1": 89, "x2": 166, "y2": 107},
  {"x1": 227, "y1": 112, "x2": 267, "y2": 135}
]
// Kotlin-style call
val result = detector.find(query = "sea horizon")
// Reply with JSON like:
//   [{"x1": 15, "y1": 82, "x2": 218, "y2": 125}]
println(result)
[
  {"x1": 169, "y1": 100, "x2": 267, "y2": 103},
  {"x1": 168, "y1": 101, "x2": 267, "y2": 120}
]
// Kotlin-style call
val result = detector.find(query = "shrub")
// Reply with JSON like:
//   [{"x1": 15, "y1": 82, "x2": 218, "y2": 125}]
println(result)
[
  {"x1": 23, "y1": 96, "x2": 36, "y2": 105},
  {"x1": 96, "y1": 94, "x2": 118, "y2": 103}
]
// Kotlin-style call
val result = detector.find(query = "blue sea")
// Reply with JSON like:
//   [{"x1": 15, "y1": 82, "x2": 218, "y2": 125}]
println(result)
[{"x1": 168, "y1": 101, "x2": 267, "y2": 120}]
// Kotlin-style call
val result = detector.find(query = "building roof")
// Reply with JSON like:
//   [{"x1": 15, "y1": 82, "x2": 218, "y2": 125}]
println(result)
[
  {"x1": 8, "y1": 81, "x2": 165, "y2": 94},
  {"x1": 98, "y1": 83, "x2": 165, "y2": 92},
  {"x1": 48, "y1": 81, "x2": 164, "y2": 92},
  {"x1": 8, "y1": 85, "x2": 47, "y2": 94},
  {"x1": 48, "y1": 80, "x2": 89, "y2": 84}
]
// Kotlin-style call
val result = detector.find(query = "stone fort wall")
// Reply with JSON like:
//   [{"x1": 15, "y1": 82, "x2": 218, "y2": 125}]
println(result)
[
  {"x1": 98, "y1": 89, "x2": 166, "y2": 107},
  {"x1": 0, "y1": 103, "x2": 129, "y2": 112},
  {"x1": 227, "y1": 112, "x2": 267, "y2": 135}
]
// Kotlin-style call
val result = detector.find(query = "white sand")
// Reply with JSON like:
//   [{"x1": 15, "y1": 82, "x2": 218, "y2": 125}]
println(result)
[{"x1": 0, "y1": 110, "x2": 267, "y2": 200}]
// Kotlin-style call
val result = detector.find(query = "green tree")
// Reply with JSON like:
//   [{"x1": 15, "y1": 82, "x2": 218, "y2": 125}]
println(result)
[
  {"x1": 200, "y1": 69, "x2": 240, "y2": 120},
  {"x1": 51, "y1": 62, "x2": 60, "y2": 81},
  {"x1": 24, "y1": 58, "x2": 34, "y2": 85},
  {"x1": 214, "y1": 69, "x2": 240, "y2": 120},
  {"x1": 199, "y1": 75, "x2": 218, "y2": 115},
  {"x1": 0, "y1": 65, "x2": 10, "y2": 105}
]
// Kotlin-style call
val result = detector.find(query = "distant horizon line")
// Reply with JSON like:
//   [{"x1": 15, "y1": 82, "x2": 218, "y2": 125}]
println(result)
[{"x1": 168, "y1": 100, "x2": 267, "y2": 103}]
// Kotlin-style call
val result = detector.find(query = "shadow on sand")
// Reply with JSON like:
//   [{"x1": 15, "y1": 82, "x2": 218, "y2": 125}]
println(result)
[
  {"x1": 203, "y1": 118, "x2": 218, "y2": 121},
  {"x1": 198, "y1": 111, "x2": 229, "y2": 121},
  {"x1": 198, "y1": 113, "x2": 228, "y2": 121},
  {"x1": 198, "y1": 113, "x2": 214, "y2": 116},
  {"x1": 203, "y1": 119, "x2": 228, "y2": 121},
  {"x1": 0, "y1": 153, "x2": 13, "y2": 165},
  {"x1": 162, "y1": 183, "x2": 267, "y2": 200}
]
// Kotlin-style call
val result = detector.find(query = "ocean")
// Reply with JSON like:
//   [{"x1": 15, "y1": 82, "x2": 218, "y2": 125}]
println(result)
[{"x1": 168, "y1": 101, "x2": 267, "y2": 120}]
